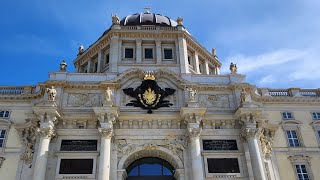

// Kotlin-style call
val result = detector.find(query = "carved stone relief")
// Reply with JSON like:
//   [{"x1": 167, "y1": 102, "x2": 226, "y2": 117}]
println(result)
[
  {"x1": 67, "y1": 93, "x2": 101, "y2": 107},
  {"x1": 199, "y1": 94, "x2": 230, "y2": 109},
  {"x1": 115, "y1": 136, "x2": 186, "y2": 159}
]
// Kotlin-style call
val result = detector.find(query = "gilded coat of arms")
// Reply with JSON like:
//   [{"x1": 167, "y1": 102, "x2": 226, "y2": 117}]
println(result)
[{"x1": 123, "y1": 71, "x2": 175, "y2": 113}]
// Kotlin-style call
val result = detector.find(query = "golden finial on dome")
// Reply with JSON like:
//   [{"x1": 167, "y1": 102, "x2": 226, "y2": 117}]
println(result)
[{"x1": 144, "y1": 71, "x2": 155, "y2": 80}]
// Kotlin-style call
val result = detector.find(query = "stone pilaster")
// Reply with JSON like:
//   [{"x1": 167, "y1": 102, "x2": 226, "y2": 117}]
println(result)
[
  {"x1": 93, "y1": 106, "x2": 119, "y2": 180},
  {"x1": 32, "y1": 100, "x2": 60, "y2": 180},
  {"x1": 180, "y1": 107, "x2": 206, "y2": 180}
]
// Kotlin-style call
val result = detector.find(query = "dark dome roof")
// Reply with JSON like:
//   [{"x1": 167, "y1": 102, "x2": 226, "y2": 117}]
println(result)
[{"x1": 121, "y1": 12, "x2": 178, "y2": 27}]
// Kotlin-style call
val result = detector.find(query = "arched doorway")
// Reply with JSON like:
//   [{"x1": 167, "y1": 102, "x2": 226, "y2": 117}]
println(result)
[{"x1": 126, "y1": 157, "x2": 176, "y2": 180}]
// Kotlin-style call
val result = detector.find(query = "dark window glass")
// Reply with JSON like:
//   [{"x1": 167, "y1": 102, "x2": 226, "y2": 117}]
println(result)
[
  {"x1": 105, "y1": 54, "x2": 110, "y2": 64},
  {"x1": 125, "y1": 48, "x2": 134, "y2": 58},
  {"x1": 164, "y1": 49, "x2": 173, "y2": 59},
  {"x1": 188, "y1": 56, "x2": 191, "y2": 65},
  {"x1": 0, "y1": 111, "x2": 9, "y2": 118},
  {"x1": 207, "y1": 158, "x2": 240, "y2": 173},
  {"x1": 145, "y1": 48, "x2": 153, "y2": 59},
  {"x1": 59, "y1": 159, "x2": 93, "y2": 174},
  {"x1": 0, "y1": 130, "x2": 6, "y2": 147}
]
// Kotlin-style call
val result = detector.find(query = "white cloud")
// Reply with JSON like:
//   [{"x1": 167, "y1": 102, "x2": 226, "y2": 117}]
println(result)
[{"x1": 222, "y1": 48, "x2": 320, "y2": 88}]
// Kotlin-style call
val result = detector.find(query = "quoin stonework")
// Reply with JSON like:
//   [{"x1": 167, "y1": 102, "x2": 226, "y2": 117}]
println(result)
[{"x1": 0, "y1": 10, "x2": 320, "y2": 180}]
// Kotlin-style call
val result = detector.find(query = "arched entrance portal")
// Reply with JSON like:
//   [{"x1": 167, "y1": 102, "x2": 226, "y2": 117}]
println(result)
[{"x1": 126, "y1": 157, "x2": 176, "y2": 180}]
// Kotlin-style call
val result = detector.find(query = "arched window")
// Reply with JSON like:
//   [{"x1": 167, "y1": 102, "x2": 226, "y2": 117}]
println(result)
[{"x1": 126, "y1": 157, "x2": 175, "y2": 179}]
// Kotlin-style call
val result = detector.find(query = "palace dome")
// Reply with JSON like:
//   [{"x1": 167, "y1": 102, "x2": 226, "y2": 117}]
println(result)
[{"x1": 120, "y1": 12, "x2": 178, "y2": 27}]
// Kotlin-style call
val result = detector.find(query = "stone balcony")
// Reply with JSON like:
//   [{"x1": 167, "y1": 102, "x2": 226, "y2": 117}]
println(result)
[{"x1": 258, "y1": 88, "x2": 320, "y2": 97}]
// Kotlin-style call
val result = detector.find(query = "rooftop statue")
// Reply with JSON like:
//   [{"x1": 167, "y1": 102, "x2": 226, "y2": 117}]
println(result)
[
  {"x1": 177, "y1": 17, "x2": 183, "y2": 25},
  {"x1": 230, "y1": 62, "x2": 237, "y2": 74},
  {"x1": 112, "y1": 15, "x2": 120, "y2": 25},
  {"x1": 59, "y1": 60, "x2": 67, "y2": 72}
]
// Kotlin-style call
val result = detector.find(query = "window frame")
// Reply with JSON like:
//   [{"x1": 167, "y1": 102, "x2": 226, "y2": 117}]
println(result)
[
  {"x1": 0, "y1": 110, "x2": 10, "y2": 119},
  {"x1": 281, "y1": 112, "x2": 294, "y2": 120},
  {"x1": 122, "y1": 45, "x2": 136, "y2": 61},
  {"x1": 203, "y1": 155, "x2": 244, "y2": 178},
  {"x1": 0, "y1": 119, "x2": 11, "y2": 154},
  {"x1": 289, "y1": 155, "x2": 314, "y2": 180},
  {"x1": 286, "y1": 130, "x2": 301, "y2": 147},
  {"x1": 281, "y1": 120, "x2": 304, "y2": 148},
  {"x1": 311, "y1": 121, "x2": 320, "y2": 146},
  {"x1": 55, "y1": 153, "x2": 98, "y2": 179},
  {"x1": 311, "y1": 112, "x2": 320, "y2": 120},
  {"x1": 142, "y1": 45, "x2": 155, "y2": 61},
  {"x1": 162, "y1": 44, "x2": 175, "y2": 61}
]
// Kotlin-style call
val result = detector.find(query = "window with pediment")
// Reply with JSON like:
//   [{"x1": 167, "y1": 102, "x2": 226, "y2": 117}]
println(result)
[
  {"x1": 281, "y1": 120, "x2": 303, "y2": 148},
  {"x1": 289, "y1": 155, "x2": 314, "y2": 180}
]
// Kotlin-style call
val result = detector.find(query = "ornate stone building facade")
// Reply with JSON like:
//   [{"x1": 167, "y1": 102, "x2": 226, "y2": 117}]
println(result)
[{"x1": 0, "y1": 11, "x2": 320, "y2": 180}]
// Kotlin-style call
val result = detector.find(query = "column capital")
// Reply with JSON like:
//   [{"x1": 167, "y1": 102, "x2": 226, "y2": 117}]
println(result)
[
  {"x1": 93, "y1": 106, "x2": 119, "y2": 123},
  {"x1": 99, "y1": 127, "x2": 114, "y2": 139},
  {"x1": 37, "y1": 125, "x2": 55, "y2": 139},
  {"x1": 186, "y1": 123, "x2": 202, "y2": 139},
  {"x1": 240, "y1": 126, "x2": 261, "y2": 141},
  {"x1": 180, "y1": 107, "x2": 206, "y2": 122}
]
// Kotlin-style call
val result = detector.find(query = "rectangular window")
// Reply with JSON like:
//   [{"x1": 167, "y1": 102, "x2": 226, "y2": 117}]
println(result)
[
  {"x1": 207, "y1": 158, "x2": 240, "y2": 173},
  {"x1": 59, "y1": 159, "x2": 93, "y2": 174},
  {"x1": 295, "y1": 165, "x2": 310, "y2": 180},
  {"x1": 105, "y1": 54, "x2": 110, "y2": 64},
  {"x1": 125, "y1": 48, "x2": 134, "y2": 59},
  {"x1": 0, "y1": 130, "x2": 6, "y2": 147},
  {"x1": 164, "y1": 49, "x2": 173, "y2": 59},
  {"x1": 287, "y1": 130, "x2": 300, "y2": 147},
  {"x1": 312, "y1": 112, "x2": 320, "y2": 120},
  {"x1": 93, "y1": 62, "x2": 98, "y2": 73},
  {"x1": 318, "y1": 131, "x2": 320, "y2": 140},
  {"x1": 0, "y1": 111, "x2": 10, "y2": 118},
  {"x1": 188, "y1": 56, "x2": 192, "y2": 65},
  {"x1": 282, "y1": 112, "x2": 293, "y2": 119},
  {"x1": 144, "y1": 48, "x2": 153, "y2": 59}
]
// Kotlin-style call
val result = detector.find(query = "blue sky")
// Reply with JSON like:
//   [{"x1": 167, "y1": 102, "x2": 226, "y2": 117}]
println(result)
[{"x1": 0, "y1": 0, "x2": 319, "y2": 88}]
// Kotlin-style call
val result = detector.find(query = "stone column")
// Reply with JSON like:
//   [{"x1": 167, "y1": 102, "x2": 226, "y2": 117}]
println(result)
[
  {"x1": 33, "y1": 122, "x2": 55, "y2": 180},
  {"x1": 178, "y1": 36, "x2": 189, "y2": 73},
  {"x1": 204, "y1": 61, "x2": 210, "y2": 75},
  {"x1": 136, "y1": 39, "x2": 142, "y2": 63},
  {"x1": 98, "y1": 123, "x2": 114, "y2": 180},
  {"x1": 156, "y1": 40, "x2": 162, "y2": 64},
  {"x1": 186, "y1": 123, "x2": 204, "y2": 180},
  {"x1": 240, "y1": 124, "x2": 266, "y2": 180},
  {"x1": 194, "y1": 52, "x2": 200, "y2": 74},
  {"x1": 97, "y1": 49, "x2": 103, "y2": 72},
  {"x1": 109, "y1": 36, "x2": 119, "y2": 72}
]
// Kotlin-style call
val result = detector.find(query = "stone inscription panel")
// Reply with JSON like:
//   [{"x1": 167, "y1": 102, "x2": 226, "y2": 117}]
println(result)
[
  {"x1": 60, "y1": 140, "x2": 97, "y2": 151},
  {"x1": 203, "y1": 140, "x2": 238, "y2": 151}
]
